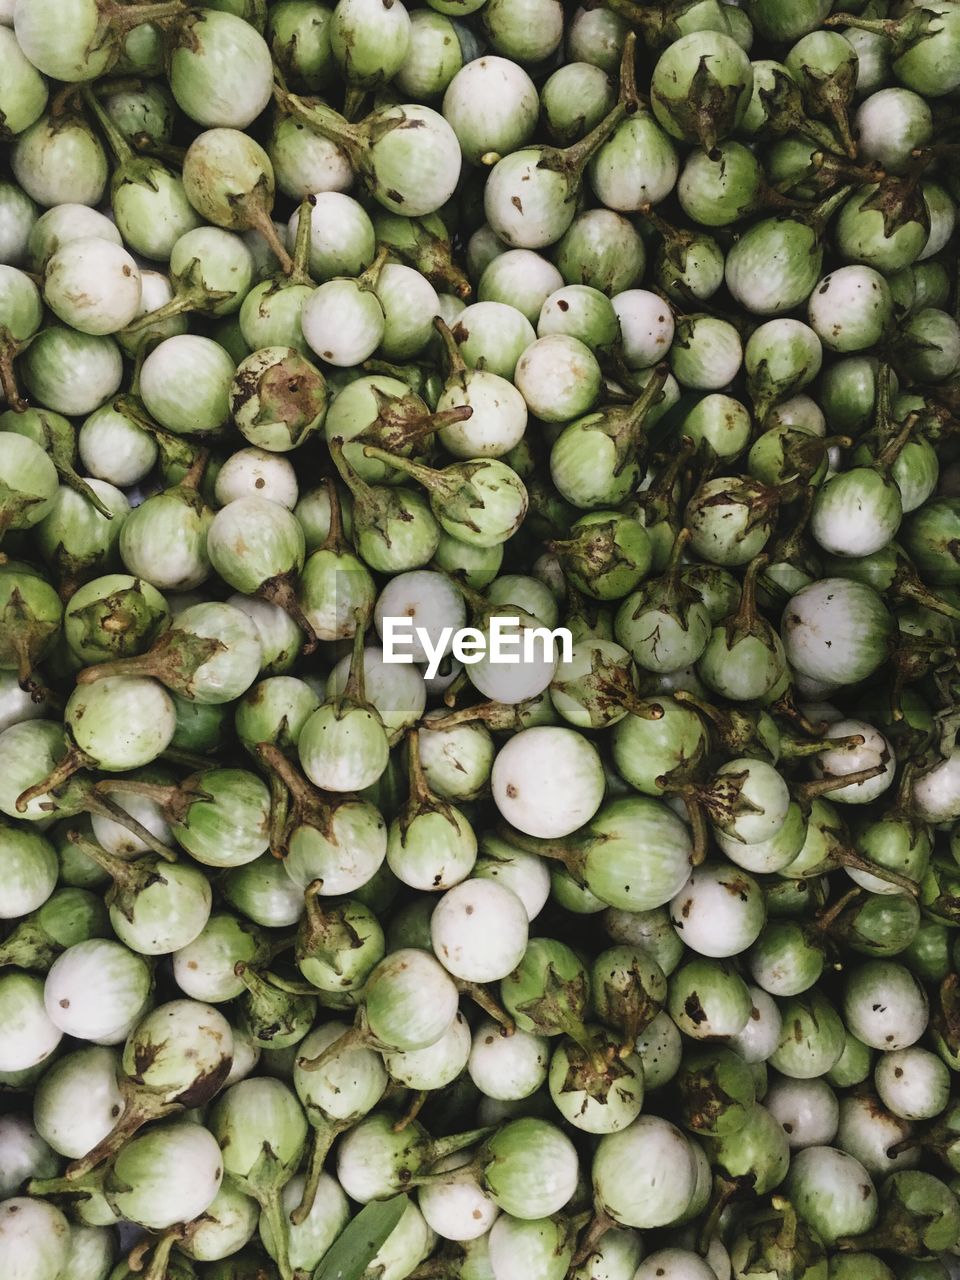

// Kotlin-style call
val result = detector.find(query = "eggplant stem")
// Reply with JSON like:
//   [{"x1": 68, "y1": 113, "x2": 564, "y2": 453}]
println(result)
[
  {"x1": 104, "y1": 0, "x2": 186, "y2": 30},
  {"x1": 794, "y1": 762, "x2": 886, "y2": 806},
  {"x1": 683, "y1": 795, "x2": 709, "y2": 867},
  {"x1": 15, "y1": 744, "x2": 92, "y2": 813},
  {"x1": 82, "y1": 790, "x2": 178, "y2": 862},
  {"x1": 697, "y1": 1176, "x2": 737, "y2": 1255},
  {"x1": 393, "y1": 1090, "x2": 428, "y2": 1133},
  {"x1": 248, "y1": 205, "x2": 294, "y2": 275},
  {"x1": 258, "y1": 572, "x2": 318, "y2": 654},
  {"x1": 808, "y1": 845, "x2": 919, "y2": 896},
  {"x1": 297, "y1": 1019, "x2": 367, "y2": 1072},
  {"x1": 159, "y1": 745, "x2": 213, "y2": 772},
  {"x1": 261, "y1": 1187, "x2": 296, "y2": 1280},
  {"x1": 0, "y1": 329, "x2": 27, "y2": 413},
  {"x1": 780, "y1": 732, "x2": 864, "y2": 760},
  {"x1": 814, "y1": 885, "x2": 863, "y2": 932},
  {"x1": 66, "y1": 1082, "x2": 181, "y2": 1179},
  {"x1": 570, "y1": 1208, "x2": 616, "y2": 1267},
  {"x1": 456, "y1": 979, "x2": 515, "y2": 1035},
  {"x1": 291, "y1": 1114, "x2": 351, "y2": 1225},
  {"x1": 140, "y1": 1231, "x2": 182, "y2": 1280},
  {"x1": 267, "y1": 768, "x2": 291, "y2": 858}
]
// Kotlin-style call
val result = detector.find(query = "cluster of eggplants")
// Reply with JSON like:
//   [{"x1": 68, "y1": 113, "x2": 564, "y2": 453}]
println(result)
[{"x1": 6, "y1": 1, "x2": 960, "y2": 1280}]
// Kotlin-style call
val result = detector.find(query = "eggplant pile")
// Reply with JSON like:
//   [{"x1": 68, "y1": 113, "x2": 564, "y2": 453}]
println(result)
[{"x1": 5, "y1": 1, "x2": 960, "y2": 1279}]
